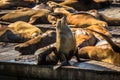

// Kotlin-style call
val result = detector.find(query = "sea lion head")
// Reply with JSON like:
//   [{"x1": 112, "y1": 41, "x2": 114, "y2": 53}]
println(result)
[
  {"x1": 47, "y1": 1, "x2": 60, "y2": 8},
  {"x1": 56, "y1": 16, "x2": 68, "y2": 30}
]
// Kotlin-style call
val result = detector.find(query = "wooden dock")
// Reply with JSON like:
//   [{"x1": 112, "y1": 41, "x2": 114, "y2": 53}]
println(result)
[{"x1": 0, "y1": 25, "x2": 120, "y2": 80}]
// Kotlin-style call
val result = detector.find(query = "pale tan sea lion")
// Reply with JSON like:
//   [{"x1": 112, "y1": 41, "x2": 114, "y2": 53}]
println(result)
[{"x1": 0, "y1": 21, "x2": 41, "y2": 43}]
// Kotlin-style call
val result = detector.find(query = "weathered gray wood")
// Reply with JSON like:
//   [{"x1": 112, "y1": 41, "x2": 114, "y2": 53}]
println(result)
[{"x1": 0, "y1": 60, "x2": 120, "y2": 80}]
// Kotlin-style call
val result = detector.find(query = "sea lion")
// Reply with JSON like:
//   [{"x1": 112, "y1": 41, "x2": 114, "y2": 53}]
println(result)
[
  {"x1": 15, "y1": 30, "x2": 56, "y2": 55},
  {"x1": 46, "y1": 1, "x2": 77, "y2": 13},
  {"x1": 88, "y1": 9, "x2": 120, "y2": 26},
  {"x1": 0, "y1": 0, "x2": 36, "y2": 9},
  {"x1": 75, "y1": 28, "x2": 97, "y2": 48},
  {"x1": 0, "y1": 8, "x2": 51, "y2": 24},
  {"x1": 0, "y1": 21, "x2": 41, "y2": 43},
  {"x1": 55, "y1": 16, "x2": 79, "y2": 66},
  {"x1": 77, "y1": 29, "x2": 120, "y2": 67},
  {"x1": 59, "y1": 0, "x2": 111, "y2": 11},
  {"x1": 37, "y1": 46, "x2": 58, "y2": 65},
  {"x1": 50, "y1": 7, "x2": 108, "y2": 28}
]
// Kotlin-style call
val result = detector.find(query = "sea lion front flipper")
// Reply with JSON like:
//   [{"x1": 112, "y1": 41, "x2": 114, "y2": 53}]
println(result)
[
  {"x1": 53, "y1": 61, "x2": 71, "y2": 70},
  {"x1": 53, "y1": 53, "x2": 71, "y2": 70}
]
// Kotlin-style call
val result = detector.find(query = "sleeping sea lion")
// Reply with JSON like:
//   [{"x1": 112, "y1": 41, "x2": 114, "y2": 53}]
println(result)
[
  {"x1": 88, "y1": 9, "x2": 120, "y2": 26},
  {"x1": 46, "y1": 1, "x2": 77, "y2": 13},
  {"x1": 77, "y1": 29, "x2": 120, "y2": 67},
  {"x1": 0, "y1": 0, "x2": 36, "y2": 9},
  {"x1": 15, "y1": 30, "x2": 56, "y2": 55},
  {"x1": 0, "y1": 8, "x2": 51, "y2": 24},
  {"x1": 59, "y1": 0, "x2": 111, "y2": 11},
  {"x1": 0, "y1": 21, "x2": 41, "y2": 43},
  {"x1": 50, "y1": 7, "x2": 108, "y2": 28}
]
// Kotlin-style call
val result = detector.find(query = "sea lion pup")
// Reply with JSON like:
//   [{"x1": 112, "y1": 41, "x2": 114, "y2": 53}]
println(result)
[
  {"x1": 15, "y1": 30, "x2": 56, "y2": 55},
  {"x1": 88, "y1": 9, "x2": 120, "y2": 26},
  {"x1": 0, "y1": 0, "x2": 36, "y2": 9},
  {"x1": 0, "y1": 8, "x2": 51, "y2": 24},
  {"x1": 59, "y1": 0, "x2": 111, "y2": 11},
  {"x1": 52, "y1": 8, "x2": 108, "y2": 28},
  {"x1": 0, "y1": 21, "x2": 41, "y2": 43},
  {"x1": 77, "y1": 29, "x2": 120, "y2": 67},
  {"x1": 46, "y1": 1, "x2": 77, "y2": 13}
]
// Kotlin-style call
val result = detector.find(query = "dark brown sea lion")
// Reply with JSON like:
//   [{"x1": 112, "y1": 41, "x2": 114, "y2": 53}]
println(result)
[
  {"x1": 60, "y1": 0, "x2": 111, "y2": 11},
  {"x1": 0, "y1": 0, "x2": 36, "y2": 9},
  {"x1": 0, "y1": 8, "x2": 51, "y2": 24}
]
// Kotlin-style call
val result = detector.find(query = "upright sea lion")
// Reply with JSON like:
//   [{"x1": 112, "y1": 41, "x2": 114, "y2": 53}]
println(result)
[
  {"x1": 77, "y1": 29, "x2": 120, "y2": 67},
  {"x1": 0, "y1": 8, "x2": 51, "y2": 24},
  {"x1": 51, "y1": 8, "x2": 108, "y2": 28},
  {"x1": 55, "y1": 16, "x2": 78, "y2": 66}
]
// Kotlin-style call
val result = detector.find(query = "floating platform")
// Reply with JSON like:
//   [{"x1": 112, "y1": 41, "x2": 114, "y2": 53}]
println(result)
[{"x1": 0, "y1": 30, "x2": 120, "y2": 80}]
